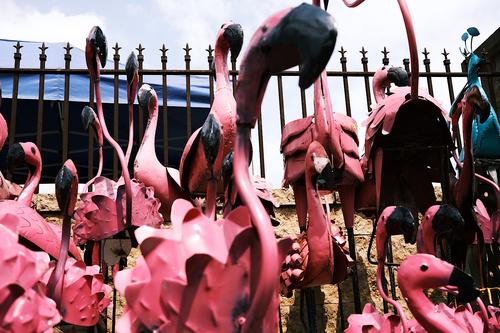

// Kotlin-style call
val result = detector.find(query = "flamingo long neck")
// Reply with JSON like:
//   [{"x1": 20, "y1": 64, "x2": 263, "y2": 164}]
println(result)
[
  {"x1": 234, "y1": 127, "x2": 278, "y2": 332},
  {"x1": 376, "y1": 251, "x2": 409, "y2": 332},
  {"x1": 372, "y1": 69, "x2": 391, "y2": 104},
  {"x1": 305, "y1": 169, "x2": 327, "y2": 230},
  {"x1": 137, "y1": 105, "x2": 159, "y2": 166},
  {"x1": 314, "y1": 71, "x2": 332, "y2": 142},
  {"x1": 17, "y1": 160, "x2": 41, "y2": 207},
  {"x1": 214, "y1": 36, "x2": 231, "y2": 89},
  {"x1": 125, "y1": 102, "x2": 134, "y2": 166},
  {"x1": 455, "y1": 103, "x2": 474, "y2": 208},
  {"x1": 397, "y1": 0, "x2": 419, "y2": 99},
  {"x1": 94, "y1": 57, "x2": 132, "y2": 227},
  {"x1": 83, "y1": 131, "x2": 103, "y2": 192}
]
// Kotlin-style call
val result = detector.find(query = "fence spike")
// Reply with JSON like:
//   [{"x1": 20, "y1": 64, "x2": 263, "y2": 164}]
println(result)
[
  {"x1": 441, "y1": 48, "x2": 449, "y2": 60},
  {"x1": 39, "y1": 42, "x2": 48, "y2": 55},
  {"x1": 381, "y1": 47, "x2": 389, "y2": 65},
  {"x1": 113, "y1": 42, "x2": 121, "y2": 55},
  {"x1": 136, "y1": 43, "x2": 145, "y2": 55},
  {"x1": 160, "y1": 44, "x2": 168, "y2": 57}
]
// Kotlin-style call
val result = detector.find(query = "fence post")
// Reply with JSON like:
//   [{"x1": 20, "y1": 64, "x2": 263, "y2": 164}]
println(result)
[
  {"x1": 36, "y1": 43, "x2": 48, "y2": 151},
  {"x1": 339, "y1": 47, "x2": 352, "y2": 117},
  {"x1": 277, "y1": 74, "x2": 285, "y2": 132},
  {"x1": 381, "y1": 47, "x2": 390, "y2": 66},
  {"x1": 113, "y1": 43, "x2": 121, "y2": 179},
  {"x1": 9, "y1": 42, "x2": 22, "y2": 147},
  {"x1": 62, "y1": 43, "x2": 73, "y2": 163},
  {"x1": 403, "y1": 58, "x2": 410, "y2": 73},
  {"x1": 160, "y1": 44, "x2": 169, "y2": 166},
  {"x1": 442, "y1": 49, "x2": 461, "y2": 153},
  {"x1": 184, "y1": 44, "x2": 192, "y2": 137},
  {"x1": 422, "y1": 48, "x2": 434, "y2": 96},
  {"x1": 206, "y1": 44, "x2": 214, "y2": 105},
  {"x1": 360, "y1": 47, "x2": 372, "y2": 111},
  {"x1": 136, "y1": 44, "x2": 145, "y2": 142}
]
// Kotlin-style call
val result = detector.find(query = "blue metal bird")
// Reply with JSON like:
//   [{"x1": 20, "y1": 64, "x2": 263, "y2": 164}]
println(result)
[{"x1": 451, "y1": 27, "x2": 500, "y2": 159}]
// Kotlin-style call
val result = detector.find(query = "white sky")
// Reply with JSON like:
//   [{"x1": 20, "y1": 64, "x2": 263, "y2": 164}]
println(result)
[{"x1": 1, "y1": 0, "x2": 499, "y2": 189}]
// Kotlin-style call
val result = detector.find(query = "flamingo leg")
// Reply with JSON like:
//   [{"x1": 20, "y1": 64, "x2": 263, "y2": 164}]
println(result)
[{"x1": 338, "y1": 185, "x2": 361, "y2": 313}]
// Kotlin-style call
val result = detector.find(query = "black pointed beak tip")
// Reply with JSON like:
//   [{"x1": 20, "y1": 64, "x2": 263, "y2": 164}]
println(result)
[
  {"x1": 81, "y1": 106, "x2": 96, "y2": 132},
  {"x1": 388, "y1": 67, "x2": 409, "y2": 87},
  {"x1": 449, "y1": 267, "x2": 479, "y2": 303},
  {"x1": 87, "y1": 26, "x2": 108, "y2": 68},
  {"x1": 201, "y1": 114, "x2": 222, "y2": 167},
  {"x1": 224, "y1": 23, "x2": 244, "y2": 60},
  {"x1": 55, "y1": 164, "x2": 75, "y2": 211},
  {"x1": 138, "y1": 84, "x2": 154, "y2": 109}
]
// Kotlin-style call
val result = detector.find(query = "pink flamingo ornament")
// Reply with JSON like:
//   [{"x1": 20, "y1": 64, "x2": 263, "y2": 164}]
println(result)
[
  {"x1": 398, "y1": 254, "x2": 485, "y2": 333},
  {"x1": 73, "y1": 27, "x2": 162, "y2": 245},
  {"x1": 179, "y1": 22, "x2": 243, "y2": 198},
  {"x1": 345, "y1": 206, "x2": 419, "y2": 332},
  {"x1": 343, "y1": 0, "x2": 453, "y2": 216},
  {"x1": 134, "y1": 84, "x2": 191, "y2": 220},
  {"x1": 125, "y1": 52, "x2": 139, "y2": 166},
  {"x1": 280, "y1": 142, "x2": 353, "y2": 331},
  {"x1": 0, "y1": 142, "x2": 80, "y2": 260},
  {"x1": 44, "y1": 160, "x2": 111, "y2": 327},
  {"x1": 280, "y1": 0, "x2": 363, "y2": 314},
  {"x1": 116, "y1": 4, "x2": 338, "y2": 332}
]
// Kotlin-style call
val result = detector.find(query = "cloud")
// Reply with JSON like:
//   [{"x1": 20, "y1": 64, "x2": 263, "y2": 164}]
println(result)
[{"x1": 0, "y1": 0, "x2": 105, "y2": 49}]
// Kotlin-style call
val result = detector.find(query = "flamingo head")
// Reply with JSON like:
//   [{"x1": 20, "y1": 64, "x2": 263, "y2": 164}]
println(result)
[
  {"x1": 306, "y1": 141, "x2": 333, "y2": 184},
  {"x1": 398, "y1": 253, "x2": 479, "y2": 304},
  {"x1": 55, "y1": 159, "x2": 79, "y2": 217},
  {"x1": 126, "y1": 52, "x2": 139, "y2": 104},
  {"x1": 376, "y1": 206, "x2": 416, "y2": 261},
  {"x1": 465, "y1": 86, "x2": 490, "y2": 124},
  {"x1": 81, "y1": 106, "x2": 102, "y2": 144},
  {"x1": 236, "y1": 3, "x2": 337, "y2": 127},
  {"x1": 85, "y1": 26, "x2": 107, "y2": 81},
  {"x1": 138, "y1": 84, "x2": 158, "y2": 116},
  {"x1": 430, "y1": 204, "x2": 464, "y2": 248},
  {"x1": 7, "y1": 142, "x2": 41, "y2": 175},
  {"x1": 200, "y1": 114, "x2": 222, "y2": 170},
  {"x1": 219, "y1": 22, "x2": 244, "y2": 61},
  {"x1": 387, "y1": 67, "x2": 409, "y2": 87}
]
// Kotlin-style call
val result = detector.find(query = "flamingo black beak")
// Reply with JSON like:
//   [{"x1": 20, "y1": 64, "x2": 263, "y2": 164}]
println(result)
[
  {"x1": 126, "y1": 52, "x2": 139, "y2": 104},
  {"x1": 55, "y1": 164, "x2": 74, "y2": 213},
  {"x1": 324, "y1": 0, "x2": 329, "y2": 10},
  {"x1": 432, "y1": 204, "x2": 465, "y2": 245},
  {"x1": 138, "y1": 84, "x2": 156, "y2": 111},
  {"x1": 386, "y1": 206, "x2": 417, "y2": 244},
  {"x1": 224, "y1": 23, "x2": 244, "y2": 60},
  {"x1": 7, "y1": 143, "x2": 25, "y2": 174},
  {"x1": 261, "y1": 3, "x2": 337, "y2": 90},
  {"x1": 448, "y1": 266, "x2": 479, "y2": 303},
  {"x1": 81, "y1": 106, "x2": 98, "y2": 139},
  {"x1": 387, "y1": 67, "x2": 409, "y2": 87},
  {"x1": 201, "y1": 114, "x2": 222, "y2": 168},
  {"x1": 85, "y1": 26, "x2": 108, "y2": 80}
]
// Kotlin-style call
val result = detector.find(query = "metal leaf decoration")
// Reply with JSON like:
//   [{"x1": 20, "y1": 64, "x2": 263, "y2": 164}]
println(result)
[
  {"x1": 467, "y1": 27, "x2": 480, "y2": 37},
  {"x1": 461, "y1": 32, "x2": 469, "y2": 42}
]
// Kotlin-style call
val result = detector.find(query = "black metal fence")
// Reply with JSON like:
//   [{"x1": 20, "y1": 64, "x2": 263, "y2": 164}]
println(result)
[{"x1": 0, "y1": 41, "x2": 499, "y2": 183}]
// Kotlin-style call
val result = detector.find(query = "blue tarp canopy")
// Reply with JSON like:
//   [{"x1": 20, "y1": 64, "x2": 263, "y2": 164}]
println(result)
[{"x1": 0, "y1": 39, "x2": 210, "y2": 182}]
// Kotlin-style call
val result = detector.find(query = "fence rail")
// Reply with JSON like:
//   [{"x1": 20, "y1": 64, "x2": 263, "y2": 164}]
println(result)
[{"x1": 0, "y1": 40, "x2": 499, "y2": 183}]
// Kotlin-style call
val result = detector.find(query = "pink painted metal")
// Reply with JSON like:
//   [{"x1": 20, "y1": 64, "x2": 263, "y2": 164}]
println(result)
[
  {"x1": 44, "y1": 160, "x2": 111, "y2": 327},
  {"x1": 179, "y1": 22, "x2": 243, "y2": 197},
  {"x1": 116, "y1": 6, "x2": 338, "y2": 332},
  {"x1": 346, "y1": 206, "x2": 422, "y2": 332},
  {"x1": 0, "y1": 142, "x2": 80, "y2": 260},
  {"x1": 280, "y1": 141, "x2": 352, "y2": 296},
  {"x1": 398, "y1": 253, "x2": 484, "y2": 333},
  {"x1": 233, "y1": 4, "x2": 337, "y2": 331},
  {"x1": 74, "y1": 27, "x2": 162, "y2": 243},
  {"x1": 134, "y1": 84, "x2": 191, "y2": 221},
  {"x1": 344, "y1": 0, "x2": 453, "y2": 215},
  {"x1": 0, "y1": 218, "x2": 61, "y2": 332},
  {"x1": 125, "y1": 52, "x2": 139, "y2": 166},
  {"x1": 115, "y1": 198, "x2": 290, "y2": 332}
]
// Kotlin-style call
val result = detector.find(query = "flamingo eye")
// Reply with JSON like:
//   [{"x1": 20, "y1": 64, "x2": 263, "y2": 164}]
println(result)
[
  {"x1": 420, "y1": 264, "x2": 428, "y2": 272},
  {"x1": 31, "y1": 147, "x2": 36, "y2": 154}
]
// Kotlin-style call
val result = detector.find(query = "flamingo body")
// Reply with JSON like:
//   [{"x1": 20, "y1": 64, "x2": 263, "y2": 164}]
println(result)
[{"x1": 179, "y1": 22, "x2": 243, "y2": 196}]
